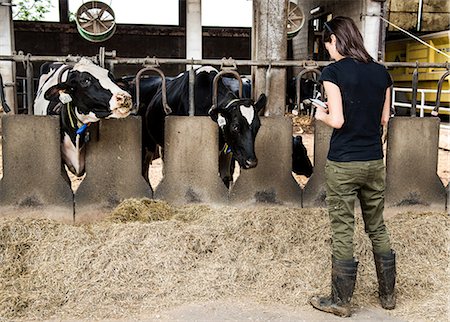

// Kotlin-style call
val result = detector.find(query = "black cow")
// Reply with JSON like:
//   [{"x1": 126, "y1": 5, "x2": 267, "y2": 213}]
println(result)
[
  {"x1": 292, "y1": 135, "x2": 313, "y2": 177},
  {"x1": 221, "y1": 76, "x2": 252, "y2": 98},
  {"x1": 34, "y1": 57, "x2": 132, "y2": 176},
  {"x1": 116, "y1": 75, "x2": 176, "y2": 114},
  {"x1": 139, "y1": 66, "x2": 266, "y2": 187}
]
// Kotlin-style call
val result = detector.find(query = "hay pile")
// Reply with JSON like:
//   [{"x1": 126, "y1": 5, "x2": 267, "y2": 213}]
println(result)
[
  {"x1": 0, "y1": 199, "x2": 448, "y2": 321},
  {"x1": 289, "y1": 114, "x2": 315, "y2": 135}
]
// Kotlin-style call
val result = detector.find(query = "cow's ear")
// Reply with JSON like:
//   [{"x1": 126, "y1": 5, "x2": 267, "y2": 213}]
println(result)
[
  {"x1": 208, "y1": 106, "x2": 220, "y2": 121},
  {"x1": 209, "y1": 106, "x2": 229, "y2": 122},
  {"x1": 44, "y1": 83, "x2": 72, "y2": 102},
  {"x1": 254, "y1": 93, "x2": 267, "y2": 113}
]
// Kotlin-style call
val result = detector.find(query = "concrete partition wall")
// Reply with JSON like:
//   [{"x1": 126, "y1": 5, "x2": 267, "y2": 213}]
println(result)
[
  {"x1": 155, "y1": 116, "x2": 229, "y2": 204},
  {"x1": 385, "y1": 117, "x2": 446, "y2": 211},
  {"x1": 302, "y1": 121, "x2": 333, "y2": 208},
  {"x1": 75, "y1": 117, "x2": 152, "y2": 222},
  {"x1": 229, "y1": 116, "x2": 302, "y2": 205},
  {"x1": 0, "y1": 115, "x2": 74, "y2": 222}
]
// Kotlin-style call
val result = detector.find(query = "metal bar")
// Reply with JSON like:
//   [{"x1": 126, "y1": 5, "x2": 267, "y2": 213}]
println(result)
[
  {"x1": 188, "y1": 66, "x2": 195, "y2": 116},
  {"x1": 135, "y1": 66, "x2": 172, "y2": 115},
  {"x1": 411, "y1": 66, "x2": 419, "y2": 117},
  {"x1": 25, "y1": 60, "x2": 34, "y2": 115},
  {"x1": 211, "y1": 70, "x2": 242, "y2": 111},
  {"x1": 1, "y1": 54, "x2": 449, "y2": 69},
  {"x1": 433, "y1": 70, "x2": 450, "y2": 116},
  {"x1": 420, "y1": 92, "x2": 425, "y2": 117},
  {"x1": 392, "y1": 87, "x2": 450, "y2": 114},
  {"x1": 417, "y1": 0, "x2": 424, "y2": 32}
]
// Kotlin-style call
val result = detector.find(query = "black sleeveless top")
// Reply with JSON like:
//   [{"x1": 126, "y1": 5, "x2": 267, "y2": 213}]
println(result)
[{"x1": 320, "y1": 58, "x2": 392, "y2": 162}]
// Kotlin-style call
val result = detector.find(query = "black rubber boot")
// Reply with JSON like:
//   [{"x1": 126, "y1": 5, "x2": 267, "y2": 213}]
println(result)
[
  {"x1": 374, "y1": 250, "x2": 396, "y2": 310},
  {"x1": 310, "y1": 257, "x2": 358, "y2": 318}
]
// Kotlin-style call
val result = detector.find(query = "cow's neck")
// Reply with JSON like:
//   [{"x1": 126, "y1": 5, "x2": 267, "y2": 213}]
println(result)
[{"x1": 60, "y1": 102, "x2": 85, "y2": 143}]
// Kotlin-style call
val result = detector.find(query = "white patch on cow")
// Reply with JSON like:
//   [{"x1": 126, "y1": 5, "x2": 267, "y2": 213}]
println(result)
[
  {"x1": 34, "y1": 66, "x2": 70, "y2": 115},
  {"x1": 175, "y1": 72, "x2": 184, "y2": 78},
  {"x1": 195, "y1": 66, "x2": 218, "y2": 74},
  {"x1": 75, "y1": 109, "x2": 100, "y2": 123},
  {"x1": 217, "y1": 114, "x2": 227, "y2": 128},
  {"x1": 239, "y1": 105, "x2": 254, "y2": 125},
  {"x1": 62, "y1": 133, "x2": 85, "y2": 176}
]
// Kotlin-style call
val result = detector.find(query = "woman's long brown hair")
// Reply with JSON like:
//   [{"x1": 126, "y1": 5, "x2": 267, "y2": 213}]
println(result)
[{"x1": 323, "y1": 16, "x2": 373, "y2": 63}]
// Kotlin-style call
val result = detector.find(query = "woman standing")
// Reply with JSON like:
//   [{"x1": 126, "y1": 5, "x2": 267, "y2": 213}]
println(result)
[{"x1": 309, "y1": 16, "x2": 396, "y2": 317}]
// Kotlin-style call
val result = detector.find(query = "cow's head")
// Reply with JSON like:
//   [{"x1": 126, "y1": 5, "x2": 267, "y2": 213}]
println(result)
[
  {"x1": 209, "y1": 94, "x2": 266, "y2": 169},
  {"x1": 44, "y1": 58, "x2": 132, "y2": 123}
]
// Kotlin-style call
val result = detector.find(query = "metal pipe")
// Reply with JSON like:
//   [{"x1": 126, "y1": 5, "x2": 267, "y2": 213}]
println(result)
[
  {"x1": 417, "y1": 0, "x2": 423, "y2": 32},
  {"x1": 0, "y1": 54, "x2": 449, "y2": 69},
  {"x1": 433, "y1": 70, "x2": 450, "y2": 116},
  {"x1": 211, "y1": 70, "x2": 242, "y2": 111},
  {"x1": 188, "y1": 66, "x2": 195, "y2": 116},
  {"x1": 411, "y1": 65, "x2": 419, "y2": 117},
  {"x1": 135, "y1": 66, "x2": 172, "y2": 115},
  {"x1": 25, "y1": 59, "x2": 34, "y2": 115}
]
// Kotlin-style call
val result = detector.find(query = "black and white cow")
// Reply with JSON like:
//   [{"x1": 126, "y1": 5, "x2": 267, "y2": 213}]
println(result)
[
  {"x1": 139, "y1": 66, "x2": 266, "y2": 187},
  {"x1": 34, "y1": 57, "x2": 132, "y2": 176},
  {"x1": 199, "y1": 75, "x2": 313, "y2": 179}
]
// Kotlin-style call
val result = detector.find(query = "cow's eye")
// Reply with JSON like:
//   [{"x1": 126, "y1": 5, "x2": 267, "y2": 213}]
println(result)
[
  {"x1": 81, "y1": 77, "x2": 91, "y2": 87},
  {"x1": 231, "y1": 124, "x2": 240, "y2": 133}
]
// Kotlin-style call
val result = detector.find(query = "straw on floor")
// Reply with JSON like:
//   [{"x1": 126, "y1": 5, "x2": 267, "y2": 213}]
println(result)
[{"x1": 0, "y1": 199, "x2": 448, "y2": 321}]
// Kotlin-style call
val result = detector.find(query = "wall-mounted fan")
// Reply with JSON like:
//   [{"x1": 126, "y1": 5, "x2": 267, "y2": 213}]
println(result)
[
  {"x1": 287, "y1": 1, "x2": 305, "y2": 39},
  {"x1": 75, "y1": 1, "x2": 116, "y2": 42}
]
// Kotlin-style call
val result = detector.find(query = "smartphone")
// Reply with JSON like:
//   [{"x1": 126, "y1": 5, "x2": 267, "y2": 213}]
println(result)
[{"x1": 309, "y1": 98, "x2": 327, "y2": 109}]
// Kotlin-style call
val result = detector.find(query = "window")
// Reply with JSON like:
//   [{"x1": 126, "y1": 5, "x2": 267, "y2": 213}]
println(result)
[{"x1": 202, "y1": 0, "x2": 252, "y2": 27}]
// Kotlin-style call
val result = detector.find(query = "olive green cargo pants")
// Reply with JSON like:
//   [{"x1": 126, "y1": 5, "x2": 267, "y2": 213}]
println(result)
[{"x1": 325, "y1": 159, "x2": 391, "y2": 260}]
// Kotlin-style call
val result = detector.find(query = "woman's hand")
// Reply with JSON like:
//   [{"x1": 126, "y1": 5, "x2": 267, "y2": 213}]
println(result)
[{"x1": 314, "y1": 103, "x2": 329, "y2": 121}]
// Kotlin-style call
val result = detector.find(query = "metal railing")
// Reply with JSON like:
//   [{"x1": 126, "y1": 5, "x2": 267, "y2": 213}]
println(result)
[
  {"x1": 392, "y1": 87, "x2": 450, "y2": 116},
  {"x1": 1, "y1": 52, "x2": 449, "y2": 68},
  {"x1": 1, "y1": 52, "x2": 449, "y2": 116},
  {"x1": 392, "y1": 87, "x2": 450, "y2": 129}
]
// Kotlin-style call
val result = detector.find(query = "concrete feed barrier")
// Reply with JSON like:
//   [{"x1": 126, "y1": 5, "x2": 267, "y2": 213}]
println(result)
[{"x1": 0, "y1": 115, "x2": 74, "y2": 222}]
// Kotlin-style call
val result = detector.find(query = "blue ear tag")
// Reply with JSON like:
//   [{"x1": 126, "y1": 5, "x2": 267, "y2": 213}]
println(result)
[{"x1": 76, "y1": 123, "x2": 89, "y2": 135}]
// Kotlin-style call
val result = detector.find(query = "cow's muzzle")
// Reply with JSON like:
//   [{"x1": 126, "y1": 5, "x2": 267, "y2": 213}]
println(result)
[
  {"x1": 111, "y1": 93, "x2": 132, "y2": 117},
  {"x1": 243, "y1": 158, "x2": 258, "y2": 169}
]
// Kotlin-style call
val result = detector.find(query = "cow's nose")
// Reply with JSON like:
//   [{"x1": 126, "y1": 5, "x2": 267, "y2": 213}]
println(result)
[
  {"x1": 116, "y1": 93, "x2": 131, "y2": 105},
  {"x1": 115, "y1": 94, "x2": 132, "y2": 112},
  {"x1": 244, "y1": 158, "x2": 258, "y2": 169}
]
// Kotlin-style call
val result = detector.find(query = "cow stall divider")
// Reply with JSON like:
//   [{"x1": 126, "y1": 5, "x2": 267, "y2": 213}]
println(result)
[
  {"x1": 74, "y1": 117, "x2": 151, "y2": 222},
  {"x1": 156, "y1": 68, "x2": 240, "y2": 204},
  {"x1": 0, "y1": 54, "x2": 449, "y2": 220},
  {"x1": 229, "y1": 116, "x2": 303, "y2": 205},
  {"x1": 0, "y1": 115, "x2": 74, "y2": 222},
  {"x1": 293, "y1": 66, "x2": 330, "y2": 208},
  {"x1": 385, "y1": 66, "x2": 447, "y2": 212}
]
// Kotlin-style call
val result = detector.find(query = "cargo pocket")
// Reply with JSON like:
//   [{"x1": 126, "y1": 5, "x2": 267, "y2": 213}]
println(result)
[{"x1": 325, "y1": 196, "x2": 355, "y2": 260}]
